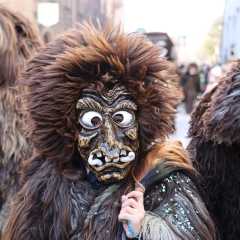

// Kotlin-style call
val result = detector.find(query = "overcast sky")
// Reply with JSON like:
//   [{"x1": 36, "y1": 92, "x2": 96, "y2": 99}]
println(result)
[
  {"x1": 124, "y1": 0, "x2": 225, "y2": 62},
  {"x1": 124, "y1": 0, "x2": 225, "y2": 36}
]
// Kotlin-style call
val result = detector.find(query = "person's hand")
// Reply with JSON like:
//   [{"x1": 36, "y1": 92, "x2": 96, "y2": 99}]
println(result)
[{"x1": 118, "y1": 191, "x2": 145, "y2": 238}]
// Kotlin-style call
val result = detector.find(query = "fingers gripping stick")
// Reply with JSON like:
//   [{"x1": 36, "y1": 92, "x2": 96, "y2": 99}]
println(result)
[{"x1": 121, "y1": 182, "x2": 145, "y2": 224}]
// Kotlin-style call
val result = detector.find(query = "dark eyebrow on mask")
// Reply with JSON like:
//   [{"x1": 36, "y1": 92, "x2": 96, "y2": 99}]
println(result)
[{"x1": 76, "y1": 98, "x2": 137, "y2": 112}]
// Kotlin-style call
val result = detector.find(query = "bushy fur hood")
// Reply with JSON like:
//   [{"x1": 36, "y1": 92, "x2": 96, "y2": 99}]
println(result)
[{"x1": 19, "y1": 21, "x2": 178, "y2": 167}]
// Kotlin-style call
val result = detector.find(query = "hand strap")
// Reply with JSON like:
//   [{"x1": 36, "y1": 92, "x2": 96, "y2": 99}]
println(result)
[{"x1": 127, "y1": 220, "x2": 140, "y2": 239}]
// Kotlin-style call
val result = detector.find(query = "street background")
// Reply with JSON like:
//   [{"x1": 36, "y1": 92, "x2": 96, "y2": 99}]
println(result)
[
  {"x1": 1, "y1": 0, "x2": 239, "y2": 148},
  {"x1": 169, "y1": 103, "x2": 191, "y2": 149}
]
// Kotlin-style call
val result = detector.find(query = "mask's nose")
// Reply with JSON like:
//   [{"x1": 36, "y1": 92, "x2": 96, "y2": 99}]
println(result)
[
  {"x1": 103, "y1": 115, "x2": 116, "y2": 150},
  {"x1": 100, "y1": 115, "x2": 120, "y2": 160}
]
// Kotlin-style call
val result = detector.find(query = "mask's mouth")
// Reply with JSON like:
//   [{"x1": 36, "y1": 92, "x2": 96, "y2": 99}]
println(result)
[{"x1": 88, "y1": 148, "x2": 135, "y2": 167}]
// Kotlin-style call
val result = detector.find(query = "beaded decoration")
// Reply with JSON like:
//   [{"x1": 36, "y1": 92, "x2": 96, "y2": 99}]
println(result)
[{"x1": 127, "y1": 220, "x2": 140, "y2": 238}]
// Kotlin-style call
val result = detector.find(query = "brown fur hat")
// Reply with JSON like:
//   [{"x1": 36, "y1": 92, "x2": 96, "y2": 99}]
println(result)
[
  {"x1": 189, "y1": 60, "x2": 240, "y2": 144},
  {"x1": 19, "y1": 21, "x2": 178, "y2": 166}
]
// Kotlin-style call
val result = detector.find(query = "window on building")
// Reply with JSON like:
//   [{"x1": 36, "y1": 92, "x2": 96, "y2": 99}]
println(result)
[{"x1": 230, "y1": 44, "x2": 235, "y2": 56}]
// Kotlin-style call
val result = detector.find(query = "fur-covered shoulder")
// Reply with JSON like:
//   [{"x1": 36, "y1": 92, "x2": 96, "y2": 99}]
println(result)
[
  {"x1": 189, "y1": 60, "x2": 240, "y2": 144},
  {"x1": 187, "y1": 60, "x2": 240, "y2": 239},
  {"x1": 137, "y1": 140, "x2": 197, "y2": 182}
]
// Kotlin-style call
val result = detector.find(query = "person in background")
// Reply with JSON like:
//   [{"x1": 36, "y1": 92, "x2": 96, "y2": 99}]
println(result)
[
  {"x1": 203, "y1": 64, "x2": 222, "y2": 95},
  {"x1": 177, "y1": 64, "x2": 186, "y2": 103},
  {"x1": 2, "y1": 21, "x2": 216, "y2": 240},
  {"x1": 0, "y1": 5, "x2": 43, "y2": 234},
  {"x1": 180, "y1": 62, "x2": 201, "y2": 114},
  {"x1": 199, "y1": 64, "x2": 210, "y2": 94}
]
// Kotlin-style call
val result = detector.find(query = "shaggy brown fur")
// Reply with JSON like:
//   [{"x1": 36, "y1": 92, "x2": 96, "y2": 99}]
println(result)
[
  {"x1": 0, "y1": 5, "x2": 43, "y2": 233},
  {"x1": 2, "y1": 21, "x2": 215, "y2": 240},
  {"x1": 188, "y1": 60, "x2": 240, "y2": 239}
]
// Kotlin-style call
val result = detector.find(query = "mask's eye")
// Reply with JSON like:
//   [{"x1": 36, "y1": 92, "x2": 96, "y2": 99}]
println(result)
[
  {"x1": 112, "y1": 111, "x2": 134, "y2": 127},
  {"x1": 80, "y1": 111, "x2": 102, "y2": 128}
]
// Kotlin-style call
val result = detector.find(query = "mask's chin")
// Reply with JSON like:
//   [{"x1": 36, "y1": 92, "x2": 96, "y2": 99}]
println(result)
[{"x1": 89, "y1": 165, "x2": 131, "y2": 184}]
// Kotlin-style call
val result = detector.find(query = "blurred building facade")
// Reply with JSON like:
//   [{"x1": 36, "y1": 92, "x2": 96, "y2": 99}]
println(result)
[
  {"x1": 221, "y1": 0, "x2": 240, "y2": 63},
  {"x1": 0, "y1": 0, "x2": 36, "y2": 23},
  {"x1": 0, "y1": 0, "x2": 124, "y2": 44}
]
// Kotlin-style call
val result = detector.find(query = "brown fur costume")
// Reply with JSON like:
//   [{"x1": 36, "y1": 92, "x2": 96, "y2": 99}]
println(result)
[
  {"x1": 0, "y1": 5, "x2": 43, "y2": 233},
  {"x1": 187, "y1": 60, "x2": 240, "y2": 239},
  {"x1": 2, "y1": 21, "x2": 215, "y2": 240},
  {"x1": 180, "y1": 62, "x2": 200, "y2": 114}
]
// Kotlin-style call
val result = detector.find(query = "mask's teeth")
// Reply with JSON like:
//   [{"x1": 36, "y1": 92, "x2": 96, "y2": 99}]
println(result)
[
  {"x1": 113, "y1": 157, "x2": 119, "y2": 163},
  {"x1": 120, "y1": 152, "x2": 135, "y2": 162},
  {"x1": 120, "y1": 149, "x2": 126, "y2": 155},
  {"x1": 105, "y1": 156, "x2": 111, "y2": 163},
  {"x1": 88, "y1": 154, "x2": 103, "y2": 166},
  {"x1": 96, "y1": 151, "x2": 102, "y2": 157}
]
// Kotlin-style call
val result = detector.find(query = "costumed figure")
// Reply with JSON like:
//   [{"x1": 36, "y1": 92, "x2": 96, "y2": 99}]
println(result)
[
  {"x1": 0, "y1": 5, "x2": 43, "y2": 233},
  {"x1": 3, "y1": 21, "x2": 216, "y2": 240},
  {"x1": 187, "y1": 59, "x2": 240, "y2": 239},
  {"x1": 180, "y1": 63, "x2": 201, "y2": 114}
]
